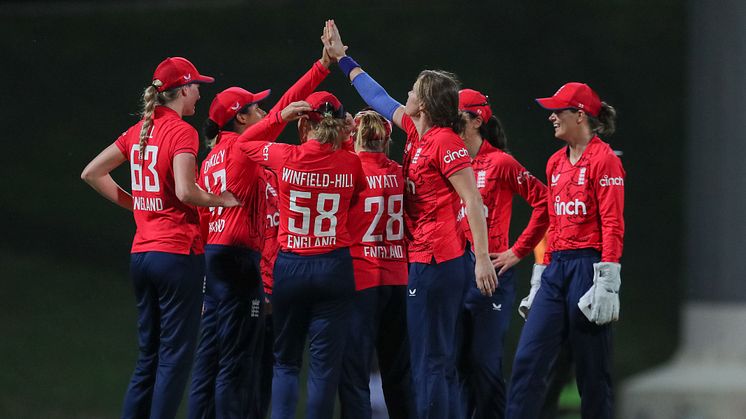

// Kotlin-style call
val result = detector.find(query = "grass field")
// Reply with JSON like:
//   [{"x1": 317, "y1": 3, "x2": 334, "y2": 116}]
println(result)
[{"x1": 0, "y1": 248, "x2": 582, "y2": 418}]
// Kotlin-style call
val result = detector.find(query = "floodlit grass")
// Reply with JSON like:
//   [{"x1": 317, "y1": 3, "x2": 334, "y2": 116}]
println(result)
[{"x1": 0, "y1": 250, "x2": 135, "y2": 418}]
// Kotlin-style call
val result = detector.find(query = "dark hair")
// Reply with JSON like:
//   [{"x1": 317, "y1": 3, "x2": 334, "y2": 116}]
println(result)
[
  {"x1": 202, "y1": 103, "x2": 252, "y2": 148},
  {"x1": 414, "y1": 70, "x2": 464, "y2": 134},
  {"x1": 587, "y1": 102, "x2": 617, "y2": 137},
  {"x1": 464, "y1": 112, "x2": 509, "y2": 152}
]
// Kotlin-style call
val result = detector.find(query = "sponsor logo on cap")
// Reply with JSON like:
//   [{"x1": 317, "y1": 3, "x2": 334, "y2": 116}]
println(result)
[
  {"x1": 183, "y1": 73, "x2": 192, "y2": 82},
  {"x1": 230, "y1": 102, "x2": 241, "y2": 111}
]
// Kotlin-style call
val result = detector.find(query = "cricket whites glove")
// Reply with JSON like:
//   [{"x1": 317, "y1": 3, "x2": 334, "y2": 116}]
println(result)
[
  {"x1": 578, "y1": 262, "x2": 621, "y2": 325},
  {"x1": 518, "y1": 264, "x2": 545, "y2": 320}
]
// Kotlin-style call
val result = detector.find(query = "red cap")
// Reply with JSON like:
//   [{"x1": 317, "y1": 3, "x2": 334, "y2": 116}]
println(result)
[
  {"x1": 305, "y1": 91, "x2": 345, "y2": 122},
  {"x1": 208, "y1": 87, "x2": 271, "y2": 128},
  {"x1": 535, "y1": 82, "x2": 601, "y2": 117},
  {"x1": 152, "y1": 57, "x2": 215, "y2": 92},
  {"x1": 459, "y1": 88, "x2": 493, "y2": 121}
]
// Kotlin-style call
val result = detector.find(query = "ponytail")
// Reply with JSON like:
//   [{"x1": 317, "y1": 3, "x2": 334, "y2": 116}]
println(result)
[
  {"x1": 588, "y1": 102, "x2": 617, "y2": 137},
  {"x1": 203, "y1": 118, "x2": 220, "y2": 149},
  {"x1": 139, "y1": 83, "x2": 160, "y2": 153},
  {"x1": 480, "y1": 115, "x2": 509, "y2": 152},
  {"x1": 138, "y1": 80, "x2": 181, "y2": 152}
]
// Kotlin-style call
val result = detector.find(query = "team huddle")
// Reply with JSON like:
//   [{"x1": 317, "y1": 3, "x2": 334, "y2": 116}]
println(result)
[{"x1": 81, "y1": 20, "x2": 625, "y2": 419}]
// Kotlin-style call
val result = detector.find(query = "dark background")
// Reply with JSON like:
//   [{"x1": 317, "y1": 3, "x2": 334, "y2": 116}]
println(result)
[{"x1": 0, "y1": 1, "x2": 685, "y2": 417}]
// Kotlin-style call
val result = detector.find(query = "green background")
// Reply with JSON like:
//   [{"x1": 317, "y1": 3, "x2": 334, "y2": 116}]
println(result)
[{"x1": 0, "y1": 1, "x2": 684, "y2": 417}]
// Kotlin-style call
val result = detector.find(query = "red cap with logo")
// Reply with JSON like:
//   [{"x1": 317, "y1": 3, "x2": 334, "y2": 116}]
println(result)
[
  {"x1": 535, "y1": 82, "x2": 601, "y2": 117},
  {"x1": 208, "y1": 87, "x2": 271, "y2": 128},
  {"x1": 152, "y1": 57, "x2": 215, "y2": 92},
  {"x1": 305, "y1": 91, "x2": 346, "y2": 122},
  {"x1": 459, "y1": 89, "x2": 492, "y2": 121}
]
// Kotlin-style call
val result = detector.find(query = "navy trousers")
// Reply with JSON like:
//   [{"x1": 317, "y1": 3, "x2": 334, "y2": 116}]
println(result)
[
  {"x1": 506, "y1": 249, "x2": 613, "y2": 419},
  {"x1": 188, "y1": 245, "x2": 264, "y2": 419},
  {"x1": 407, "y1": 251, "x2": 472, "y2": 419},
  {"x1": 270, "y1": 248, "x2": 356, "y2": 419},
  {"x1": 121, "y1": 251, "x2": 204, "y2": 419},
  {"x1": 251, "y1": 307, "x2": 274, "y2": 419},
  {"x1": 339, "y1": 285, "x2": 414, "y2": 419},
  {"x1": 459, "y1": 267, "x2": 516, "y2": 419}
]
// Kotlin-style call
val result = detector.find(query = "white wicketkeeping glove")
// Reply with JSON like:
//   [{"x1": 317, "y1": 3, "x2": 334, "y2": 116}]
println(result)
[
  {"x1": 518, "y1": 264, "x2": 545, "y2": 320},
  {"x1": 578, "y1": 262, "x2": 621, "y2": 325}
]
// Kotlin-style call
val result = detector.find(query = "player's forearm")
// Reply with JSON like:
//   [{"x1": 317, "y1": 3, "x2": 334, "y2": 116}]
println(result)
[
  {"x1": 465, "y1": 196, "x2": 490, "y2": 259},
  {"x1": 82, "y1": 173, "x2": 133, "y2": 211},
  {"x1": 176, "y1": 182, "x2": 226, "y2": 208}
]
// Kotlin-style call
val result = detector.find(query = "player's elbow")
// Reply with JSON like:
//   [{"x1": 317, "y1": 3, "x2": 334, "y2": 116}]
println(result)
[
  {"x1": 175, "y1": 183, "x2": 194, "y2": 204},
  {"x1": 80, "y1": 166, "x2": 96, "y2": 184}
]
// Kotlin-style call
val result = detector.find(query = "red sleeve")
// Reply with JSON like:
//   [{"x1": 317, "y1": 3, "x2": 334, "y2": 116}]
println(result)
[
  {"x1": 593, "y1": 153, "x2": 625, "y2": 262},
  {"x1": 400, "y1": 113, "x2": 418, "y2": 140},
  {"x1": 114, "y1": 126, "x2": 136, "y2": 159},
  {"x1": 350, "y1": 154, "x2": 367, "y2": 207},
  {"x1": 543, "y1": 160, "x2": 556, "y2": 265},
  {"x1": 172, "y1": 125, "x2": 199, "y2": 157},
  {"x1": 434, "y1": 131, "x2": 471, "y2": 178},
  {"x1": 240, "y1": 61, "x2": 331, "y2": 143},
  {"x1": 236, "y1": 141, "x2": 291, "y2": 172},
  {"x1": 505, "y1": 158, "x2": 549, "y2": 259}
]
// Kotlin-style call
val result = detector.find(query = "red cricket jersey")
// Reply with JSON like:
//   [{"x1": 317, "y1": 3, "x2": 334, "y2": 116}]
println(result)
[
  {"x1": 259, "y1": 169, "x2": 280, "y2": 294},
  {"x1": 198, "y1": 132, "x2": 265, "y2": 249},
  {"x1": 237, "y1": 139, "x2": 366, "y2": 255},
  {"x1": 400, "y1": 114, "x2": 471, "y2": 263},
  {"x1": 460, "y1": 140, "x2": 549, "y2": 258},
  {"x1": 198, "y1": 60, "x2": 330, "y2": 250},
  {"x1": 348, "y1": 152, "x2": 408, "y2": 290},
  {"x1": 114, "y1": 106, "x2": 203, "y2": 254},
  {"x1": 238, "y1": 60, "x2": 330, "y2": 143},
  {"x1": 544, "y1": 136, "x2": 625, "y2": 263}
]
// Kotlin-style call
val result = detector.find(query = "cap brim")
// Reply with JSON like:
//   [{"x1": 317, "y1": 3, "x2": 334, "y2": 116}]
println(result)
[
  {"x1": 194, "y1": 75, "x2": 215, "y2": 84},
  {"x1": 536, "y1": 97, "x2": 572, "y2": 111},
  {"x1": 251, "y1": 89, "x2": 271, "y2": 105}
]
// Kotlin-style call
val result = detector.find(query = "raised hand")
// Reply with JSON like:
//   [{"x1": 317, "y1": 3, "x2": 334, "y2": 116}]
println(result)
[
  {"x1": 280, "y1": 101, "x2": 312, "y2": 122},
  {"x1": 323, "y1": 19, "x2": 348, "y2": 61}
]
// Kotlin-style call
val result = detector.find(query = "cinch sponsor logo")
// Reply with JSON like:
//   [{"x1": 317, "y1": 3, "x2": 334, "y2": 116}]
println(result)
[
  {"x1": 262, "y1": 143, "x2": 274, "y2": 161},
  {"x1": 599, "y1": 175, "x2": 624, "y2": 187},
  {"x1": 554, "y1": 196, "x2": 587, "y2": 216},
  {"x1": 516, "y1": 170, "x2": 532, "y2": 185},
  {"x1": 443, "y1": 148, "x2": 469, "y2": 164},
  {"x1": 406, "y1": 178, "x2": 416, "y2": 196}
]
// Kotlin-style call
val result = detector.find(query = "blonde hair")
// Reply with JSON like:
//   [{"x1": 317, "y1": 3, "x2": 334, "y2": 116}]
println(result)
[
  {"x1": 138, "y1": 80, "x2": 181, "y2": 152},
  {"x1": 301, "y1": 116, "x2": 348, "y2": 150},
  {"x1": 355, "y1": 111, "x2": 390, "y2": 154}
]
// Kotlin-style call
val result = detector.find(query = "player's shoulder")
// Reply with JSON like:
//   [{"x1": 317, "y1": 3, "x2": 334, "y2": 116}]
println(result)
[
  {"x1": 589, "y1": 137, "x2": 622, "y2": 167},
  {"x1": 547, "y1": 146, "x2": 567, "y2": 166}
]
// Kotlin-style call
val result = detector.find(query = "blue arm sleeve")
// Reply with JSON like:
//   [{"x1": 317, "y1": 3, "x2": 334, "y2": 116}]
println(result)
[{"x1": 351, "y1": 72, "x2": 402, "y2": 122}]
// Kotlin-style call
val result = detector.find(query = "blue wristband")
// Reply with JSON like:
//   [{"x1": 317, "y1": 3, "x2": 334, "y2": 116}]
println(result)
[{"x1": 337, "y1": 56, "x2": 361, "y2": 78}]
